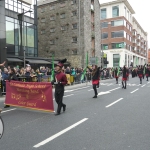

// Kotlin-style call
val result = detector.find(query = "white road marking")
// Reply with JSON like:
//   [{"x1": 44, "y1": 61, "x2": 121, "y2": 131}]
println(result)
[
  {"x1": 64, "y1": 94, "x2": 74, "y2": 97},
  {"x1": 108, "y1": 87, "x2": 120, "y2": 92},
  {"x1": 141, "y1": 84, "x2": 146, "y2": 87},
  {"x1": 65, "y1": 86, "x2": 90, "y2": 92},
  {"x1": 1, "y1": 108, "x2": 17, "y2": 113},
  {"x1": 98, "y1": 91, "x2": 110, "y2": 96},
  {"x1": 106, "y1": 98, "x2": 123, "y2": 108},
  {"x1": 107, "y1": 83, "x2": 112, "y2": 86},
  {"x1": 53, "y1": 94, "x2": 74, "y2": 101},
  {"x1": 137, "y1": 84, "x2": 141, "y2": 86},
  {"x1": 33, "y1": 118, "x2": 88, "y2": 148},
  {"x1": 130, "y1": 89, "x2": 139, "y2": 94},
  {"x1": 88, "y1": 89, "x2": 93, "y2": 91}
]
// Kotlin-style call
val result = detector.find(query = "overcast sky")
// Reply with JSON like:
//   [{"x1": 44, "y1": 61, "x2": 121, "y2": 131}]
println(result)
[{"x1": 99, "y1": 0, "x2": 149, "y2": 47}]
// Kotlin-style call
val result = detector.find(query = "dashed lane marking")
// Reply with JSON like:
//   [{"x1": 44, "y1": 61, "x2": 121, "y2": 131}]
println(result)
[
  {"x1": 106, "y1": 98, "x2": 123, "y2": 108},
  {"x1": 130, "y1": 89, "x2": 139, "y2": 94},
  {"x1": 141, "y1": 84, "x2": 146, "y2": 87},
  {"x1": 33, "y1": 118, "x2": 89, "y2": 148}
]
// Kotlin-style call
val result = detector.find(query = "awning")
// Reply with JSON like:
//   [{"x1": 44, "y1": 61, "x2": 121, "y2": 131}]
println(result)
[
  {"x1": 7, "y1": 58, "x2": 23, "y2": 62},
  {"x1": 25, "y1": 59, "x2": 51, "y2": 64}
]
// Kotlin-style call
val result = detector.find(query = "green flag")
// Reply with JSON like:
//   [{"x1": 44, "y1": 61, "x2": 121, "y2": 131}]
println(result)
[
  {"x1": 117, "y1": 56, "x2": 120, "y2": 76},
  {"x1": 81, "y1": 52, "x2": 88, "y2": 81},
  {"x1": 51, "y1": 54, "x2": 54, "y2": 81}
]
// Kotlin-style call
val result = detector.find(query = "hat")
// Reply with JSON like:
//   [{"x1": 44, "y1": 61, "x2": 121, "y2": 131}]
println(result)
[
  {"x1": 57, "y1": 58, "x2": 67, "y2": 68},
  {"x1": 26, "y1": 64, "x2": 30, "y2": 67}
]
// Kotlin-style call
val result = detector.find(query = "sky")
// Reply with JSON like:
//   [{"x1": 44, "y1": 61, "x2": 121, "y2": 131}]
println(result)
[{"x1": 99, "y1": 0, "x2": 150, "y2": 47}]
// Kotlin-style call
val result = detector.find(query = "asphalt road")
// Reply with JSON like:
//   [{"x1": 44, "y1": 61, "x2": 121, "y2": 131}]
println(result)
[{"x1": 0, "y1": 76, "x2": 150, "y2": 150}]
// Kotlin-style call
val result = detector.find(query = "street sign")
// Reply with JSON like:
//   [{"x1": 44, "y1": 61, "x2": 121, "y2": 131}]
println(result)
[{"x1": 90, "y1": 57, "x2": 98, "y2": 65}]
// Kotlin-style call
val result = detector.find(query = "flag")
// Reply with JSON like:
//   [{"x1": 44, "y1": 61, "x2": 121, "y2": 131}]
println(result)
[
  {"x1": 117, "y1": 56, "x2": 120, "y2": 76},
  {"x1": 81, "y1": 52, "x2": 88, "y2": 81},
  {"x1": 51, "y1": 54, "x2": 54, "y2": 81}
]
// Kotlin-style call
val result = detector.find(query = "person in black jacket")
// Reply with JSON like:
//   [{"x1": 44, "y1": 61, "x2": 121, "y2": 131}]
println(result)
[
  {"x1": 137, "y1": 65, "x2": 145, "y2": 84},
  {"x1": 88, "y1": 65, "x2": 100, "y2": 98},
  {"x1": 4, "y1": 68, "x2": 18, "y2": 108},
  {"x1": 145, "y1": 64, "x2": 149, "y2": 81},
  {"x1": 114, "y1": 67, "x2": 119, "y2": 84},
  {"x1": 121, "y1": 66, "x2": 127, "y2": 89}
]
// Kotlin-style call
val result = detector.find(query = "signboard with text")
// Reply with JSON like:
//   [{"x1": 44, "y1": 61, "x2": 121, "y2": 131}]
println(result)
[{"x1": 5, "y1": 81, "x2": 54, "y2": 112}]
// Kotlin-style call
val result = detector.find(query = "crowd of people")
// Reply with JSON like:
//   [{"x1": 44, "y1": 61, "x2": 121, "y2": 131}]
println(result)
[{"x1": 1, "y1": 60, "x2": 150, "y2": 115}]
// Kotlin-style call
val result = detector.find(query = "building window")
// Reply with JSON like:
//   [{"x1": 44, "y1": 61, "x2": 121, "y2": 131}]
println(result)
[
  {"x1": 60, "y1": 2, "x2": 66, "y2": 8},
  {"x1": 101, "y1": 22, "x2": 108, "y2": 28},
  {"x1": 50, "y1": 40, "x2": 55, "y2": 45},
  {"x1": 111, "y1": 31, "x2": 124, "y2": 38},
  {"x1": 61, "y1": 25, "x2": 66, "y2": 31},
  {"x1": 72, "y1": 23, "x2": 77, "y2": 29},
  {"x1": 72, "y1": 37, "x2": 77, "y2": 43},
  {"x1": 41, "y1": 30, "x2": 45, "y2": 34},
  {"x1": 113, "y1": 54, "x2": 120, "y2": 67},
  {"x1": 101, "y1": 8, "x2": 107, "y2": 19},
  {"x1": 50, "y1": 15, "x2": 55, "y2": 21},
  {"x1": 112, "y1": 6, "x2": 119, "y2": 17},
  {"x1": 60, "y1": 13, "x2": 65, "y2": 19},
  {"x1": 101, "y1": 33, "x2": 108, "y2": 39},
  {"x1": 50, "y1": 5, "x2": 55, "y2": 10},
  {"x1": 50, "y1": 28, "x2": 55, "y2": 33},
  {"x1": 127, "y1": 10, "x2": 129, "y2": 20},
  {"x1": 101, "y1": 44, "x2": 108, "y2": 50},
  {"x1": 112, "y1": 42, "x2": 125, "y2": 49},
  {"x1": 124, "y1": 7, "x2": 126, "y2": 17},
  {"x1": 111, "y1": 20, "x2": 123, "y2": 26},
  {"x1": 72, "y1": 10, "x2": 77, "y2": 16},
  {"x1": 71, "y1": 0, "x2": 77, "y2": 4},
  {"x1": 72, "y1": 49, "x2": 77, "y2": 55},
  {"x1": 41, "y1": 8, "x2": 45, "y2": 13},
  {"x1": 41, "y1": 18, "x2": 45, "y2": 22}
]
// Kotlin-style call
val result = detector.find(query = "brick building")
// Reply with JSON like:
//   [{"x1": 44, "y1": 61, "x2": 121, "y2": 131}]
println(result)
[
  {"x1": 37, "y1": 0, "x2": 101, "y2": 67},
  {"x1": 100, "y1": 0, "x2": 148, "y2": 68}
]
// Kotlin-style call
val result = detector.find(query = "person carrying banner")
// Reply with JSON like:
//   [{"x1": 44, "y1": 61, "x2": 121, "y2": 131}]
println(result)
[
  {"x1": 51, "y1": 59, "x2": 67, "y2": 116},
  {"x1": 4, "y1": 68, "x2": 18, "y2": 108},
  {"x1": 0, "y1": 61, "x2": 5, "y2": 112}
]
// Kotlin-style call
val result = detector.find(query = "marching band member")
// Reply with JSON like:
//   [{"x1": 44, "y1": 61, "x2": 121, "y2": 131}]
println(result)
[
  {"x1": 137, "y1": 65, "x2": 144, "y2": 84},
  {"x1": 114, "y1": 67, "x2": 119, "y2": 84},
  {"x1": 121, "y1": 66, "x2": 127, "y2": 89},
  {"x1": 51, "y1": 59, "x2": 67, "y2": 116}
]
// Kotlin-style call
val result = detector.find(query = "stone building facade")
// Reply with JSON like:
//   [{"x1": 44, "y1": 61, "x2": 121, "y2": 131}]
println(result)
[{"x1": 37, "y1": 0, "x2": 101, "y2": 67}]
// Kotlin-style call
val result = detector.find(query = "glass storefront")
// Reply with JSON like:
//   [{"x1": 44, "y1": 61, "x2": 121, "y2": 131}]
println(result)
[{"x1": 6, "y1": 17, "x2": 37, "y2": 57}]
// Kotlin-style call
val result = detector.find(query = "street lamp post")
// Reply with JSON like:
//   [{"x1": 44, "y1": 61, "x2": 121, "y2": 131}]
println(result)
[{"x1": 18, "y1": 9, "x2": 32, "y2": 68}]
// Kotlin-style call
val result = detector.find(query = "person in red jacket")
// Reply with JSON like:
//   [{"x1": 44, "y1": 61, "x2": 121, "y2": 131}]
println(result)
[{"x1": 51, "y1": 59, "x2": 67, "y2": 116}]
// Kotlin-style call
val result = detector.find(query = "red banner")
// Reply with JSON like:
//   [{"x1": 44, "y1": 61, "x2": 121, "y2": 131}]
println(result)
[{"x1": 5, "y1": 81, "x2": 54, "y2": 112}]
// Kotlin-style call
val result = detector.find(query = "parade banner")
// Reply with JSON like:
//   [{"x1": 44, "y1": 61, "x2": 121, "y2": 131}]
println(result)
[{"x1": 5, "y1": 81, "x2": 54, "y2": 112}]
